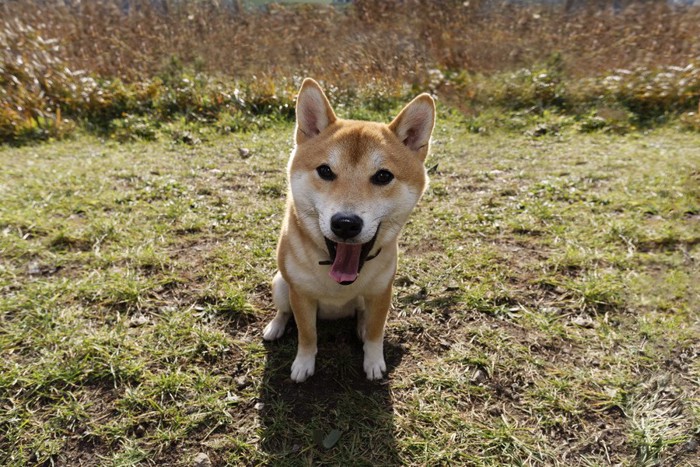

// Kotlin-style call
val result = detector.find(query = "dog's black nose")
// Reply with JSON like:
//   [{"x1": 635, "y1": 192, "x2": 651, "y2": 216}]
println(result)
[{"x1": 331, "y1": 214, "x2": 363, "y2": 240}]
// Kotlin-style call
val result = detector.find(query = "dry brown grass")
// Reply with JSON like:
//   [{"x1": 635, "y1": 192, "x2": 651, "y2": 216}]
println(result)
[{"x1": 3, "y1": 0, "x2": 700, "y2": 85}]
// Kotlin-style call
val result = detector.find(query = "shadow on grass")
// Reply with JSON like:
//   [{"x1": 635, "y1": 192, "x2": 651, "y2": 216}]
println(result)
[{"x1": 259, "y1": 317, "x2": 404, "y2": 465}]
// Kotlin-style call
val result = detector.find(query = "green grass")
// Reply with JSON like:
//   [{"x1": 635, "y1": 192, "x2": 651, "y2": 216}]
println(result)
[{"x1": 1, "y1": 115, "x2": 699, "y2": 466}]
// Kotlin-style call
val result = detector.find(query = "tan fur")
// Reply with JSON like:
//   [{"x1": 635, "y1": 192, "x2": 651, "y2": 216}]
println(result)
[{"x1": 263, "y1": 78, "x2": 435, "y2": 382}]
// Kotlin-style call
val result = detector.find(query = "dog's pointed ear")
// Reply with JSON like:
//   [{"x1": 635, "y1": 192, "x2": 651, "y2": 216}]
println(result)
[
  {"x1": 389, "y1": 94, "x2": 435, "y2": 156},
  {"x1": 295, "y1": 78, "x2": 336, "y2": 145}
]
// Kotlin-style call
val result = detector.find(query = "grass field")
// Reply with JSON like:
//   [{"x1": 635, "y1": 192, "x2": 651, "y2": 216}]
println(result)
[{"x1": 1, "y1": 111, "x2": 699, "y2": 465}]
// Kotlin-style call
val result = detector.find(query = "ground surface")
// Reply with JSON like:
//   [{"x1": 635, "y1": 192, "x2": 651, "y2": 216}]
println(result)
[{"x1": 1, "y1": 117, "x2": 699, "y2": 466}]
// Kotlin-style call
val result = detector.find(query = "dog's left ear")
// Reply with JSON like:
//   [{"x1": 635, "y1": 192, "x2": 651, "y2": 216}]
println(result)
[
  {"x1": 389, "y1": 94, "x2": 436, "y2": 157},
  {"x1": 295, "y1": 78, "x2": 337, "y2": 145}
]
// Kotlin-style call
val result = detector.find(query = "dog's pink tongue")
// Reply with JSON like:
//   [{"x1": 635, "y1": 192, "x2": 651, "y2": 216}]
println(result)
[{"x1": 329, "y1": 243, "x2": 362, "y2": 283}]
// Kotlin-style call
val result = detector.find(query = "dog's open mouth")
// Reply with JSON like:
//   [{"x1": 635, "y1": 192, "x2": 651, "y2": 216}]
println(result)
[{"x1": 319, "y1": 225, "x2": 381, "y2": 285}]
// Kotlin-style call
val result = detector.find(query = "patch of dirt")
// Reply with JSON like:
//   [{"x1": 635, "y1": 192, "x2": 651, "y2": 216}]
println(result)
[
  {"x1": 45, "y1": 386, "x2": 118, "y2": 467},
  {"x1": 637, "y1": 237, "x2": 700, "y2": 253}
]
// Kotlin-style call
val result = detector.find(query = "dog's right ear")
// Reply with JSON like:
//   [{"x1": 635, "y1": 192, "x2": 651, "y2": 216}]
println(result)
[{"x1": 295, "y1": 78, "x2": 336, "y2": 145}]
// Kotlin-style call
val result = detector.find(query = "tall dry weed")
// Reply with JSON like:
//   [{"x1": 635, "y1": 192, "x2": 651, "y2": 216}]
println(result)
[
  {"x1": 2, "y1": 0, "x2": 700, "y2": 142},
  {"x1": 3, "y1": 0, "x2": 699, "y2": 85}
]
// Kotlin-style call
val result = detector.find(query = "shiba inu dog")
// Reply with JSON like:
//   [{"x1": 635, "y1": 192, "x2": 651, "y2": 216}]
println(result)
[{"x1": 263, "y1": 78, "x2": 435, "y2": 382}]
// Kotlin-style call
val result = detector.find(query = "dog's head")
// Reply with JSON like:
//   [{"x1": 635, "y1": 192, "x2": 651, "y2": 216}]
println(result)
[{"x1": 288, "y1": 78, "x2": 435, "y2": 285}]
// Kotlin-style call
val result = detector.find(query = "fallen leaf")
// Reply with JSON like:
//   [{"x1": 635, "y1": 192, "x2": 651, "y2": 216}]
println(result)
[{"x1": 322, "y1": 429, "x2": 342, "y2": 449}]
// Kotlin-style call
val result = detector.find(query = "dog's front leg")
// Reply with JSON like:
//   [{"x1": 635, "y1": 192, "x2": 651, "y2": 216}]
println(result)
[
  {"x1": 289, "y1": 288, "x2": 318, "y2": 382},
  {"x1": 362, "y1": 287, "x2": 392, "y2": 380}
]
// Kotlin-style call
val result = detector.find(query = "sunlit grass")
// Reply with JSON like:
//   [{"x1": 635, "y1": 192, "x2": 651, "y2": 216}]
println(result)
[{"x1": 0, "y1": 117, "x2": 698, "y2": 465}]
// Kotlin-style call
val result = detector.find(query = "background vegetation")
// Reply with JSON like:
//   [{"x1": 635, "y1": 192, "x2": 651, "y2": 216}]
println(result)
[{"x1": 2, "y1": 0, "x2": 700, "y2": 144}]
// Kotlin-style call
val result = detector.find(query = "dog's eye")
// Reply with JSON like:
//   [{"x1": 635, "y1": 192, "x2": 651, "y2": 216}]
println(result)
[
  {"x1": 316, "y1": 164, "x2": 336, "y2": 181},
  {"x1": 371, "y1": 169, "x2": 394, "y2": 186}
]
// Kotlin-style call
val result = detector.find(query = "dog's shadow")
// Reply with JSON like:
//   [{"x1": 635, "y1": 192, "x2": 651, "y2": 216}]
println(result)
[{"x1": 259, "y1": 317, "x2": 404, "y2": 465}]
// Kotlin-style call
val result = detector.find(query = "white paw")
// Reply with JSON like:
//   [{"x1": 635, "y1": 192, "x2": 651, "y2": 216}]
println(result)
[
  {"x1": 363, "y1": 341, "x2": 386, "y2": 380},
  {"x1": 262, "y1": 315, "x2": 289, "y2": 341},
  {"x1": 364, "y1": 356, "x2": 386, "y2": 380},
  {"x1": 291, "y1": 354, "x2": 316, "y2": 382}
]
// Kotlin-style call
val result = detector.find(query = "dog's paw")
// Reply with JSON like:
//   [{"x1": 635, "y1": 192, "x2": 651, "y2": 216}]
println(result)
[
  {"x1": 363, "y1": 341, "x2": 386, "y2": 380},
  {"x1": 262, "y1": 315, "x2": 288, "y2": 341},
  {"x1": 290, "y1": 354, "x2": 316, "y2": 382},
  {"x1": 364, "y1": 356, "x2": 386, "y2": 380}
]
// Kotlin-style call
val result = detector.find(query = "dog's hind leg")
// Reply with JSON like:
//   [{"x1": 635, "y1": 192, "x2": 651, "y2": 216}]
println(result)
[
  {"x1": 355, "y1": 296, "x2": 367, "y2": 342},
  {"x1": 263, "y1": 271, "x2": 292, "y2": 341}
]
